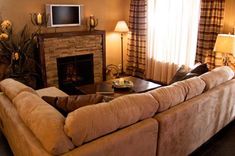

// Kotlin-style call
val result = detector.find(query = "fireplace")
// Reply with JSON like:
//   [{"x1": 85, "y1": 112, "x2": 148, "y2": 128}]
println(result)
[
  {"x1": 57, "y1": 54, "x2": 94, "y2": 94},
  {"x1": 38, "y1": 30, "x2": 106, "y2": 89}
]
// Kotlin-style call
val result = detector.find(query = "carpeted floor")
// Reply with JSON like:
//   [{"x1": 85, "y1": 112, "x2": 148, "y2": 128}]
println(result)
[{"x1": 0, "y1": 120, "x2": 235, "y2": 156}]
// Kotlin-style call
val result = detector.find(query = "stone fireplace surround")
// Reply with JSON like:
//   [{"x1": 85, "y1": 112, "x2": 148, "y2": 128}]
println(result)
[{"x1": 39, "y1": 30, "x2": 106, "y2": 88}]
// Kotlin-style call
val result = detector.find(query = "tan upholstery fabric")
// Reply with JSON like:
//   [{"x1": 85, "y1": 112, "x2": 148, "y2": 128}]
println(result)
[
  {"x1": 62, "y1": 119, "x2": 158, "y2": 156},
  {"x1": 36, "y1": 87, "x2": 68, "y2": 97},
  {"x1": 149, "y1": 83, "x2": 187, "y2": 112},
  {"x1": 149, "y1": 77, "x2": 206, "y2": 112},
  {"x1": 154, "y1": 79, "x2": 235, "y2": 156},
  {"x1": 0, "y1": 78, "x2": 37, "y2": 100},
  {"x1": 0, "y1": 94, "x2": 51, "y2": 156},
  {"x1": 200, "y1": 66, "x2": 234, "y2": 91},
  {"x1": 64, "y1": 93, "x2": 159, "y2": 146},
  {"x1": 177, "y1": 77, "x2": 206, "y2": 100},
  {"x1": 13, "y1": 91, "x2": 74, "y2": 155}
]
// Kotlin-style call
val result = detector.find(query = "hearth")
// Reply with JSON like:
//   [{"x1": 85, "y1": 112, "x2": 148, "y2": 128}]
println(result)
[{"x1": 57, "y1": 54, "x2": 94, "y2": 94}]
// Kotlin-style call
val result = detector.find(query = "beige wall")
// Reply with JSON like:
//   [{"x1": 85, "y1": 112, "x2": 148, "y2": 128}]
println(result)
[
  {"x1": 1, "y1": 0, "x2": 235, "y2": 73},
  {"x1": 223, "y1": 0, "x2": 235, "y2": 34},
  {"x1": 0, "y1": 0, "x2": 130, "y2": 68}
]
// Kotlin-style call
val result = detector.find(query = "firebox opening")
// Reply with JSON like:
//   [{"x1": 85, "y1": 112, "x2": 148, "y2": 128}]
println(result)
[{"x1": 57, "y1": 54, "x2": 94, "y2": 94}]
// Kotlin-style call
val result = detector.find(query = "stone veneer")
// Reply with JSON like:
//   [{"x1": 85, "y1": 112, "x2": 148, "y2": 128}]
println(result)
[{"x1": 43, "y1": 35, "x2": 103, "y2": 87}]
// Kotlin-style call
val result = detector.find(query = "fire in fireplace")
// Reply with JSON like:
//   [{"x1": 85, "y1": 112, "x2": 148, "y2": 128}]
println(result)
[{"x1": 57, "y1": 54, "x2": 94, "y2": 94}]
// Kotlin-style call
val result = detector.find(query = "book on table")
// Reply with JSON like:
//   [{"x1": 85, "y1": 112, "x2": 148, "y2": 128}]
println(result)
[{"x1": 96, "y1": 83, "x2": 114, "y2": 95}]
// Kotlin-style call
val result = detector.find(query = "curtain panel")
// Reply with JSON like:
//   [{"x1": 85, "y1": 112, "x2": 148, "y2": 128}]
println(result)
[
  {"x1": 146, "y1": 0, "x2": 201, "y2": 84},
  {"x1": 126, "y1": 0, "x2": 147, "y2": 78},
  {"x1": 195, "y1": 0, "x2": 225, "y2": 70}
]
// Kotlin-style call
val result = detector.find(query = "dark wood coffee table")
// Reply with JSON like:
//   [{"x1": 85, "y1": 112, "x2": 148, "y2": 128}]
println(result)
[{"x1": 76, "y1": 76, "x2": 161, "y2": 97}]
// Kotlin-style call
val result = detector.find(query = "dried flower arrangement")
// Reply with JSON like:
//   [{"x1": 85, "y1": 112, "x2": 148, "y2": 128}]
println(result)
[{"x1": 0, "y1": 18, "x2": 39, "y2": 88}]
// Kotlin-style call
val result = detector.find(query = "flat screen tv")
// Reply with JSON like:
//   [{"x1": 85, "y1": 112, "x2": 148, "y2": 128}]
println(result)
[{"x1": 46, "y1": 4, "x2": 82, "y2": 27}]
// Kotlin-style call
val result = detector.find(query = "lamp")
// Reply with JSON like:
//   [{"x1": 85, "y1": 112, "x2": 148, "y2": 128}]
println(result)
[
  {"x1": 115, "y1": 21, "x2": 129, "y2": 74},
  {"x1": 213, "y1": 34, "x2": 235, "y2": 66}
]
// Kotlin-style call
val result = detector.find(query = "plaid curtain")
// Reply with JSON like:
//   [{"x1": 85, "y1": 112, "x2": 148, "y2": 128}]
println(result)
[
  {"x1": 195, "y1": 0, "x2": 225, "y2": 70},
  {"x1": 126, "y1": 0, "x2": 147, "y2": 78}
]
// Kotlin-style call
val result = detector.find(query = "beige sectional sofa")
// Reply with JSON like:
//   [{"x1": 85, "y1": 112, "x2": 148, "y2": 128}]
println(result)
[{"x1": 0, "y1": 66, "x2": 234, "y2": 156}]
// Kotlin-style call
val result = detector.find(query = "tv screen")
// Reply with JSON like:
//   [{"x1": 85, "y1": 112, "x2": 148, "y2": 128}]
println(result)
[
  {"x1": 52, "y1": 6, "x2": 79, "y2": 25},
  {"x1": 46, "y1": 4, "x2": 82, "y2": 27}
]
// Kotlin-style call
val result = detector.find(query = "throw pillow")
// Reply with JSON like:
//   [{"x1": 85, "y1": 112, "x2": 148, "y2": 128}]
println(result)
[
  {"x1": 42, "y1": 94, "x2": 104, "y2": 116},
  {"x1": 169, "y1": 65, "x2": 189, "y2": 84},
  {"x1": 181, "y1": 72, "x2": 200, "y2": 80},
  {"x1": 169, "y1": 63, "x2": 209, "y2": 84},
  {"x1": 190, "y1": 63, "x2": 209, "y2": 75}
]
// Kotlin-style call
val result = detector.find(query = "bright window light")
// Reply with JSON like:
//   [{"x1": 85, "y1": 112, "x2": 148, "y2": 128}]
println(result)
[{"x1": 147, "y1": 0, "x2": 201, "y2": 67}]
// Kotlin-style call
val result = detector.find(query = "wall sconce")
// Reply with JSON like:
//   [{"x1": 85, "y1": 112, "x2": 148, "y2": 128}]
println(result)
[{"x1": 30, "y1": 13, "x2": 48, "y2": 34}]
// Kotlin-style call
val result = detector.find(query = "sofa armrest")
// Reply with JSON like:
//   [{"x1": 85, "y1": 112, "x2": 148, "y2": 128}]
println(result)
[
  {"x1": 36, "y1": 87, "x2": 68, "y2": 97},
  {"x1": 0, "y1": 94, "x2": 51, "y2": 156}
]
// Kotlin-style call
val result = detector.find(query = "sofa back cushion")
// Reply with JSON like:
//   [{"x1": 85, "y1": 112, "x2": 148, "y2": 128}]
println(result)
[
  {"x1": 13, "y1": 91, "x2": 74, "y2": 155},
  {"x1": 178, "y1": 77, "x2": 206, "y2": 100},
  {"x1": 0, "y1": 78, "x2": 37, "y2": 100},
  {"x1": 36, "y1": 87, "x2": 68, "y2": 97},
  {"x1": 64, "y1": 93, "x2": 159, "y2": 146},
  {"x1": 149, "y1": 83, "x2": 187, "y2": 112},
  {"x1": 149, "y1": 77, "x2": 206, "y2": 112},
  {"x1": 200, "y1": 66, "x2": 234, "y2": 91}
]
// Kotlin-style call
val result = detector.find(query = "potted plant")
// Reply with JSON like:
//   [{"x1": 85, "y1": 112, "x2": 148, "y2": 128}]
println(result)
[{"x1": 0, "y1": 19, "x2": 39, "y2": 88}]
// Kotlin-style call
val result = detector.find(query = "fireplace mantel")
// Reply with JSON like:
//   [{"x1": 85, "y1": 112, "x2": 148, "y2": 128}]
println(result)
[{"x1": 38, "y1": 30, "x2": 106, "y2": 88}]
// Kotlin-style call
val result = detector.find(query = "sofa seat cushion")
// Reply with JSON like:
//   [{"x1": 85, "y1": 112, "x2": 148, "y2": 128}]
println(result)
[
  {"x1": 0, "y1": 78, "x2": 38, "y2": 100},
  {"x1": 13, "y1": 91, "x2": 74, "y2": 155},
  {"x1": 64, "y1": 93, "x2": 159, "y2": 146},
  {"x1": 200, "y1": 66, "x2": 234, "y2": 91}
]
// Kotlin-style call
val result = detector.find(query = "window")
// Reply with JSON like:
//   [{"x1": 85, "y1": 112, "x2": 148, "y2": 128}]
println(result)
[{"x1": 147, "y1": 0, "x2": 201, "y2": 67}]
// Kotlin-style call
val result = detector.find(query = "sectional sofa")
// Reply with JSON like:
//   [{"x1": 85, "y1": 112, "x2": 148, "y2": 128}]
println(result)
[{"x1": 0, "y1": 66, "x2": 234, "y2": 156}]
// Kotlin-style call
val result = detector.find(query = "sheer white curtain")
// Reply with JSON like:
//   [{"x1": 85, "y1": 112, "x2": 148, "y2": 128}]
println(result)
[{"x1": 146, "y1": 0, "x2": 201, "y2": 84}]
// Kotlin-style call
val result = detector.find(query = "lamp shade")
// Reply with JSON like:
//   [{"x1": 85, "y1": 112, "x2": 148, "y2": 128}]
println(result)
[
  {"x1": 114, "y1": 21, "x2": 129, "y2": 33},
  {"x1": 213, "y1": 34, "x2": 235, "y2": 56}
]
